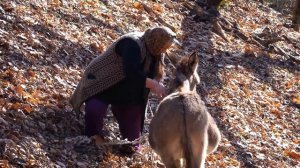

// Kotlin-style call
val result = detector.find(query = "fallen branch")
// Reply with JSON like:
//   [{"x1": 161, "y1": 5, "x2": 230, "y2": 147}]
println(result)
[
  {"x1": 273, "y1": 45, "x2": 300, "y2": 64},
  {"x1": 263, "y1": 37, "x2": 283, "y2": 45},
  {"x1": 212, "y1": 19, "x2": 229, "y2": 42},
  {"x1": 253, "y1": 35, "x2": 283, "y2": 47},
  {"x1": 161, "y1": 0, "x2": 175, "y2": 9},
  {"x1": 96, "y1": 134, "x2": 148, "y2": 146},
  {"x1": 283, "y1": 35, "x2": 300, "y2": 49},
  {"x1": 140, "y1": 2, "x2": 176, "y2": 31},
  {"x1": 183, "y1": 1, "x2": 204, "y2": 16},
  {"x1": 218, "y1": 17, "x2": 234, "y2": 31},
  {"x1": 182, "y1": 1, "x2": 193, "y2": 10},
  {"x1": 233, "y1": 29, "x2": 249, "y2": 41},
  {"x1": 182, "y1": 6, "x2": 229, "y2": 42},
  {"x1": 249, "y1": 34, "x2": 297, "y2": 63},
  {"x1": 218, "y1": 18, "x2": 249, "y2": 41},
  {"x1": 183, "y1": 1, "x2": 216, "y2": 22},
  {"x1": 250, "y1": 37, "x2": 265, "y2": 48}
]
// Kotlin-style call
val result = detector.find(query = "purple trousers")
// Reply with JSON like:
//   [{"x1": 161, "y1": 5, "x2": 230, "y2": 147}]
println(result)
[{"x1": 84, "y1": 98, "x2": 145, "y2": 142}]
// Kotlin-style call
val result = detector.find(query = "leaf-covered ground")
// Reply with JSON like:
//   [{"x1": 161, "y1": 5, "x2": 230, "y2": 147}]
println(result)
[{"x1": 0, "y1": 0, "x2": 299, "y2": 167}]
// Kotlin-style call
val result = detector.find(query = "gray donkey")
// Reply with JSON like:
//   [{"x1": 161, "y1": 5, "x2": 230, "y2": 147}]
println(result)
[{"x1": 149, "y1": 52, "x2": 221, "y2": 168}]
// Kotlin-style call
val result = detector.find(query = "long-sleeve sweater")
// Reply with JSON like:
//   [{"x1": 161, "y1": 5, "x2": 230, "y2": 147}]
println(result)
[{"x1": 94, "y1": 38, "x2": 156, "y2": 105}]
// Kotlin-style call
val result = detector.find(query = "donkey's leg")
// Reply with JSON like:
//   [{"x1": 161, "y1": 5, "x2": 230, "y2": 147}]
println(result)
[
  {"x1": 153, "y1": 147, "x2": 182, "y2": 168},
  {"x1": 207, "y1": 114, "x2": 221, "y2": 154},
  {"x1": 154, "y1": 135, "x2": 182, "y2": 168},
  {"x1": 160, "y1": 154, "x2": 181, "y2": 168},
  {"x1": 190, "y1": 130, "x2": 208, "y2": 168}
]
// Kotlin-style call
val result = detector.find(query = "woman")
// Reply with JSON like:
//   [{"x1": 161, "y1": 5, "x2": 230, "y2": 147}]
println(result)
[{"x1": 70, "y1": 26, "x2": 177, "y2": 150}]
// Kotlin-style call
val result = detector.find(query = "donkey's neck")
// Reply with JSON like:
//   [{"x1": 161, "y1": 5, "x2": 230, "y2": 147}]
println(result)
[{"x1": 177, "y1": 80, "x2": 190, "y2": 92}]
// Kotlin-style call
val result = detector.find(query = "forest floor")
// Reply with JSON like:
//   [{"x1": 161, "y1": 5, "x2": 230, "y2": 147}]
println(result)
[{"x1": 0, "y1": 0, "x2": 299, "y2": 167}]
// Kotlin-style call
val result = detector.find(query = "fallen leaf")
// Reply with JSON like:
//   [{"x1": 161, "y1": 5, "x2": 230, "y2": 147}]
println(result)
[
  {"x1": 90, "y1": 43, "x2": 104, "y2": 53},
  {"x1": 27, "y1": 97, "x2": 39, "y2": 105},
  {"x1": 272, "y1": 102, "x2": 281, "y2": 108},
  {"x1": 27, "y1": 159, "x2": 37, "y2": 166},
  {"x1": 23, "y1": 104, "x2": 33, "y2": 113},
  {"x1": 133, "y1": 2, "x2": 143, "y2": 10},
  {"x1": 106, "y1": 30, "x2": 117, "y2": 40},
  {"x1": 270, "y1": 109, "x2": 282, "y2": 118},
  {"x1": 0, "y1": 160, "x2": 10, "y2": 167},
  {"x1": 244, "y1": 44, "x2": 255, "y2": 57},
  {"x1": 292, "y1": 97, "x2": 300, "y2": 105},
  {"x1": 15, "y1": 85, "x2": 24, "y2": 95},
  {"x1": 285, "y1": 81, "x2": 293, "y2": 89},
  {"x1": 152, "y1": 4, "x2": 163, "y2": 13},
  {"x1": 293, "y1": 139, "x2": 300, "y2": 144},
  {"x1": 27, "y1": 69, "x2": 36, "y2": 77},
  {"x1": 284, "y1": 150, "x2": 300, "y2": 160},
  {"x1": 11, "y1": 102, "x2": 21, "y2": 110}
]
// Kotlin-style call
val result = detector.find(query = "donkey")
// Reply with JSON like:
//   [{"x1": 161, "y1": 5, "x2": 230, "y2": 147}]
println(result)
[{"x1": 149, "y1": 52, "x2": 221, "y2": 168}]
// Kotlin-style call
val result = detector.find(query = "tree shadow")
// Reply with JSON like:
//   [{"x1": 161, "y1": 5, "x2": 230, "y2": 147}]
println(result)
[
  {"x1": 55, "y1": 9, "x2": 124, "y2": 34},
  {"x1": 179, "y1": 12, "x2": 255, "y2": 167},
  {"x1": 179, "y1": 3, "x2": 299, "y2": 167},
  {"x1": 179, "y1": 16, "x2": 223, "y2": 94},
  {"x1": 0, "y1": 10, "x2": 106, "y2": 69},
  {"x1": 267, "y1": 0, "x2": 295, "y2": 15},
  {"x1": 1, "y1": 0, "x2": 299, "y2": 167},
  {"x1": 0, "y1": 3, "x2": 118, "y2": 166},
  {"x1": 1, "y1": 104, "x2": 105, "y2": 167}
]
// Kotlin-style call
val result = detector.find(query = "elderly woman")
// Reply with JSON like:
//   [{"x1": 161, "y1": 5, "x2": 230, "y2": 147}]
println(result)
[{"x1": 70, "y1": 26, "x2": 177, "y2": 150}]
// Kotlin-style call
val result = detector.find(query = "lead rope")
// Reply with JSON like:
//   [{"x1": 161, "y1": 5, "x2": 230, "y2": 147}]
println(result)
[{"x1": 97, "y1": 134, "x2": 148, "y2": 146}]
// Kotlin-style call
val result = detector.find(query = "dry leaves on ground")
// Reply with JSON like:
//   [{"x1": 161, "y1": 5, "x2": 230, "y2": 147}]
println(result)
[{"x1": 0, "y1": 0, "x2": 299, "y2": 167}]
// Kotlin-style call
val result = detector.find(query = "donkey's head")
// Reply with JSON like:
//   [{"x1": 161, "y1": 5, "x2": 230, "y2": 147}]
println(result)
[{"x1": 167, "y1": 51, "x2": 200, "y2": 93}]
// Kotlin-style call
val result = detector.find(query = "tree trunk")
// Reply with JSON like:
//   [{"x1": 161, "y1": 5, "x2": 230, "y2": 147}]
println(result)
[
  {"x1": 196, "y1": 0, "x2": 223, "y2": 7},
  {"x1": 293, "y1": 0, "x2": 300, "y2": 31}
]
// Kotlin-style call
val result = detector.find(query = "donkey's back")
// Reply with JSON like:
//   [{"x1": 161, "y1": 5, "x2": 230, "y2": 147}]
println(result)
[{"x1": 149, "y1": 90, "x2": 209, "y2": 168}]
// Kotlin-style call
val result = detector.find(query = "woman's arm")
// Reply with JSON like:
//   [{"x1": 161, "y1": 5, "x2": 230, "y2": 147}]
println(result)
[
  {"x1": 115, "y1": 38, "x2": 166, "y2": 97},
  {"x1": 115, "y1": 38, "x2": 146, "y2": 87}
]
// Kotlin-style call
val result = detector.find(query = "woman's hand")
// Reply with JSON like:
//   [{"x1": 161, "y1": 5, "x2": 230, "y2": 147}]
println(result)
[{"x1": 146, "y1": 78, "x2": 166, "y2": 99}]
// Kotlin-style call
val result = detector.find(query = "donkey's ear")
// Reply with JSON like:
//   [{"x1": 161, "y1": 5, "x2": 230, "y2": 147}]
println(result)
[
  {"x1": 165, "y1": 51, "x2": 180, "y2": 66},
  {"x1": 188, "y1": 51, "x2": 199, "y2": 71}
]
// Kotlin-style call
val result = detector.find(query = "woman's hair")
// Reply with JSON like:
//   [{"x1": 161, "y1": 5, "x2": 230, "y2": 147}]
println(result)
[
  {"x1": 142, "y1": 51, "x2": 164, "y2": 81},
  {"x1": 143, "y1": 27, "x2": 176, "y2": 55},
  {"x1": 154, "y1": 56, "x2": 164, "y2": 81},
  {"x1": 142, "y1": 26, "x2": 175, "y2": 80}
]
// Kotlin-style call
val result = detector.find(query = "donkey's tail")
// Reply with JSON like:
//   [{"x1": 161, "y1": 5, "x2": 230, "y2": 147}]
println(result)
[
  {"x1": 180, "y1": 95, "x2": 208, "y2": 168},
  {"x1": 180, "y1": 95, "x2": 194, "y2": 168}
]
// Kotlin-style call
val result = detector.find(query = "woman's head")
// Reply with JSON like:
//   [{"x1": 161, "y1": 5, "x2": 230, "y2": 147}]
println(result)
[{"x1": 144, "y1": 26, "x2": 176, "y2": 56}]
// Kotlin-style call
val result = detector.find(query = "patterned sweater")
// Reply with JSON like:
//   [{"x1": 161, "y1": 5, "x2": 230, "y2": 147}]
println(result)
[{"x1": 70, "y1": 32, "x2": 157, "y2": 112}]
